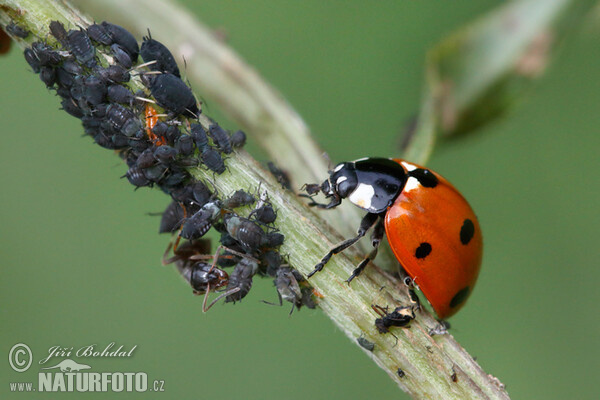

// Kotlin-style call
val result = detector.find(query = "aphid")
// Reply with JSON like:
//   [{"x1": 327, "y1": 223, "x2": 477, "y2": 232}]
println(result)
[
  {"x1": 180, "y1": 201, "x2": 222, "y2": 240},
  {"x1": 110, "y1": 43, "x2": 132, "y2": 68},
  {"x1": 304, "y1": 158, "x2": 483, "y2": 319},
  {"x1": 372, "y1": 304, "x2": 416, "y2": 334},
  {"x1": 23, "y1": 48, "x2": 41, "y2": 73},
  {"x1": 170, "y1": 181, "x2": 212, "y2": 208},
  {"x1": 152, "y1": 121, "x2": 167, "y2": 137},
  {"x1": 252, "y1": 203, "x2": 277, "y2": 224},
  {"x1": 200, "y1": 147, "x2": 225, "y2": 174},
  {"x1": 159, "y1": 201, "x2": 185, "y2": 234},
  {"x1": 225, "y1": 258, "x2": 259, "y2": 303},
  {"x1": 91, "y1": 103, "x2": 109, "y2": 118},
  {"x1": 69, "y1": 75, "x2": 85, "y2": 100},
  {"x1": 87, "y1": 23, "x2": 112, "y2": 46},
  {"x1": 96, "y1": 64, "x2": 130, "y2": 83},
  {"x1": 261, "y1": 250, "x2": 282, "y2": 277},
  {"x1": 107, "y1": 84, "x2": 134, "y2": 104},
  {"x1": 106, "y1": 103, "x2": 141, "y2": 136},
  {"x1": 142, "y1": 163, "x2": 168, "y2": 183},
  {"x1": 153, "y1": 145, "x2": 178, "y2": 164},
  {"x1": 222, "y1": 190, "x2": 255, "y2": 209},
  {"x1": 223, "y1": 214, "x2": 266, "y2": 253},
  {"x1": 397, "y1": 368, "x2": 405, "y2": 378},
  {"x1": 100, "y1": 21, "x2": 139, "y2": 61},
  {"x1": 92, "y1": 128, "x2": 125, "y2": 150},
  {"x1": 135, "y1": 148, "x2": 155, "y2": 168},
  {"x1": 111, "y1": 133, "x2": 129, "y2": 148},
  {"x1": 267, "y1": 162, "x2": 292, "y2": 191},
  {"x1": 39, "y1": 66, "x2": 57, "y2": 87},
  {"x1": 81, "y1": 115, "x2": 103, "y2": 135},
  {"x1": 164, "y1": 125, "x2": 181, "y2": 144},
  {"x1": 83, "y1": 75, "x2": 107, "y2": 105},
  {"x1": 216, "y1": 231, "x2": 245, "y2": 250},
  {"x1": 300, "y1": 287, "x2": 317, "y2": 309},
  {"x1": 190, "y1": 123, "x2": 208, "y2": 150},
  {"x1": 126, "y1": 128, "x2": 150, "y2": 150},
  {"x1": 160, "y1": 168, "x2": 189, "y2": 190},
  {"x1": 273, "y1": 266, "x2": 302, "y2": 312},
  {"x1": 175, "y1": 134, "x2": 195, "y2": 156},
  {"x1": 62, "y1": 59, "x2": 84, "y2": 76},
  {"x1": 143, "y1": 73, "x2": 199, "y2": 117},
  {"x1": 140, "y1": 30, "x2": 180, "y2": 77},
  {"x1": 48, "y1": 20, "x2": 68, "y2": 46},
  {"x1": 6, "y1": 21, "x2": 30, "y2": 39},
  {"x1": 31, "y1": 42, "x2": 62, "y2": 66},
  {"x1": 208, "y1": 123, "x2": 232, "y2": 154},
  {"x1": 428, "y1": 320, "x2": 451, "y2": 336},
  {"x1": 66, "y1": 29, "x2": 96, "y2": 67},
  {"x1": 264, "y1": 232, "x2": 284, "y2": 248},
  {"x1": 60, "y1": 97, "x2": 84, "y2": 118},
  {"x1": 125, "y1": 165, "x2": 151, "y2": 188},
  {"x1": 302, "y1": 183, "x2": 321, "y2": 196},
  {"x1": 230, "y1": 130, "x2": 247, "y2": 148},
  {"x1": 357, "y1": 336, "x2": 375, "y2": 352}
]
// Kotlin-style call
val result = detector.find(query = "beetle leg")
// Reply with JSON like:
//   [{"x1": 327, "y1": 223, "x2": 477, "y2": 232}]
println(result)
[
  {"x1": 299, "y1": 193, "x2": 341, "y2": 209},
  {"x1": 346, "y1": 217, "x2": 385, "y2": 283},
  {"x1": 308, "y1": 212, "x2": 379, "y2": 277}
]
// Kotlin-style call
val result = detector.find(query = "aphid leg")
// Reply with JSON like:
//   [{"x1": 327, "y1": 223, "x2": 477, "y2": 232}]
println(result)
[
  {"x1": 173, "y1": 202, "x2": 188, "y2": 252},
  {"x1": 308, "y1": 212, "x2": 379, "y2": 278},
  {"x1": 346, "y1": 217, "x2": 385, "y2": 283},
  {"x1": 261, "y1": 290, "x2": 283, "y2": 307}
]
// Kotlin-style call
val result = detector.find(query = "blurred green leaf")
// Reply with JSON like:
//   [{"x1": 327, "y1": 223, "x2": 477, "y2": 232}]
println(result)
[{"x1": 403, "y1": 0, "x2": 597, "y2": 163}]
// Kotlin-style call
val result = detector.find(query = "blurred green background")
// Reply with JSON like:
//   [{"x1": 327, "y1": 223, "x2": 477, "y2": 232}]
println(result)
[{"x1": 1, "y1": 1, "x2": 599, "y2": 399}]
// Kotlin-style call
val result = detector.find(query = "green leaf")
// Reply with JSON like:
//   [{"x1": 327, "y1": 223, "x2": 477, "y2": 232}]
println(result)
[{"x1": 403, "y1": 0, "x2": 597, "y2": 164}]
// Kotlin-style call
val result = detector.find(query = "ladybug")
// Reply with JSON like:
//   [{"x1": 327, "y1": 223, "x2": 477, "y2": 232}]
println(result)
[{"x1": 303, "y1": 157, "x2": 482, "y2": 319}]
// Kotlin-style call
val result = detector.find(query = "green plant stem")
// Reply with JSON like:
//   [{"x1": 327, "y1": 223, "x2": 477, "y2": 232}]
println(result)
[{"x1": 0, "y1": 1, "x2": 511, "y2": 398}]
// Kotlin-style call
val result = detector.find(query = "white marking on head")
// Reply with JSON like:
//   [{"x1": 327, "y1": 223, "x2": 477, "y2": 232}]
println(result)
[
  {"x1": 353, "y1": 157, "x2": 369, "y2": 163},
  {"x1": 401, "y1": 161, "x2": 418, "y2": 172},
  {"x1": 404, "y1": 177, "x2": 421, "y2": 192},
  {"x1": 336, "y1": 176, "x2": 347, "y2": 185},
  {"x1": 333, "y1": 163, "x2": 344, "y2": 173},
  {"x1": 348, "y1": 183, "x2": 375, "y2": 209}
]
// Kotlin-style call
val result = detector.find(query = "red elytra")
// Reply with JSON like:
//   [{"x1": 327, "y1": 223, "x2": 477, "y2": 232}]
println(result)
[{"x1": 384, "y1": 159, "x2": 482, "y2": 319}]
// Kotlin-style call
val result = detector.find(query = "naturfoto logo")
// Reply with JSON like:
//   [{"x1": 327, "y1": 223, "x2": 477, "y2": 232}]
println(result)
[{"x1": 8, "y1": 342, "x2": 165, "y2": 393}]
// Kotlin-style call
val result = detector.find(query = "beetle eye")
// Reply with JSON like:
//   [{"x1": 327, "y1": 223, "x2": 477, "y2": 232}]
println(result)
[{"x1": 337, "y1": 178, "x2": 354, "y2": 198}]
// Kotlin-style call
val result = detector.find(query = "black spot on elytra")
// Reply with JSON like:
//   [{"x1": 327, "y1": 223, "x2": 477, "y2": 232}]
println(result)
[
  {"x1": 415, "y1": 242, "x2": 432, "y2": 259},
  {"x1": 450, "y1": 287, "x2": 470, "y2": 308},
  {"x1": 408, "y1": 168, "x2": 438, "y2": 188},
  {"x1": 460, "y1": 219, "x2": 475, "y2": 245}
]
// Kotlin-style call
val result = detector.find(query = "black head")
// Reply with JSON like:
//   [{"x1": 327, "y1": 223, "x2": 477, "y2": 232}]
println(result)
[{"x1": 322, "y1": 162, "x2": 358, "y2": 199}]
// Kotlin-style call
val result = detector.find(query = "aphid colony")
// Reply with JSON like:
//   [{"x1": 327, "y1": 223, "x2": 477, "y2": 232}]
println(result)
[{"x1": 19, "y1": 20, "x2": 314, "y2": 312}]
